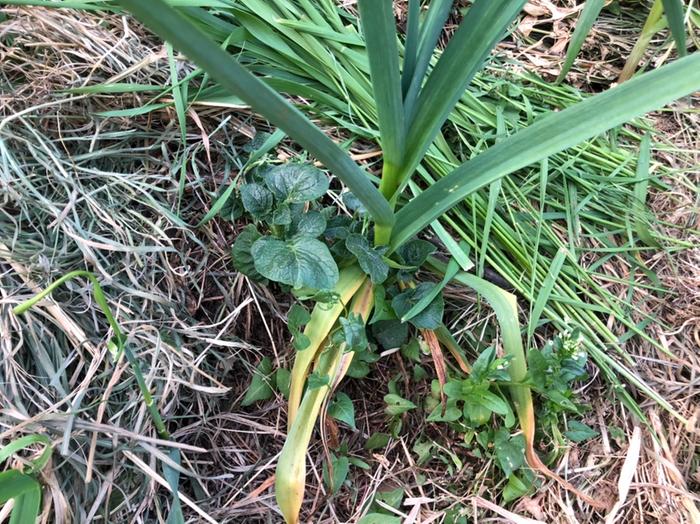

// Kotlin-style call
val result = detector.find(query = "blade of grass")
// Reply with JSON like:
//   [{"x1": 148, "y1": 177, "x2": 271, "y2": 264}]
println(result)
[
  {"x1": 392, "y1": 53, "x2": 700, "y2": 249},
  {"x1": 117, "y1": 0, "x2": 394, "y2": 228},
  {"x1": 619, "y1": 0, "x2": 666, "y2": 82},
  {"x1": 357, "y1": 0, "x2": 405, "y2": 200},
  {"x1": 0, "y1": 470, "x2": 41, "y2": 524},
  {"x1": 556, "y1": 0, "x2": 605, "y2": 83},
  {"x1": 527, "y1": 247, "x2": 568, "y2": 343},
  {"x1": 396, "y1": 0, "x2": 527, "y2": 192},
  {"x1": 0, "y1": 435, "x2": 52, "y2": 473},
  {"x1": 403, "y1": 0, "x2": 453, "y2": 119},
  {"x1": 632, "y1": 134, "x2": 660, "y2": 247},
  {"x1": 478, "y1": 106, "x2": 507, "y2": 277},
  {"x1": 401, "y1": 0, "x2": 421, "y2": 96},
  {"x1": 661, "y1": 0, "x2": 687, "y2": 56}
]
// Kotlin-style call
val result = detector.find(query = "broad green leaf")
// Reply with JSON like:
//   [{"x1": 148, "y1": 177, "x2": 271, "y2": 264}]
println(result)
[
  {"x1": 364, "y1": 432, "x2": 390, "y2": 450},
  {"x1": 231, "y1": 225, "x2": 263, "y2": 280},
  {"x1": 288, "y1": 304, "x2": 311, "y2": 331},
  {"x1": 427, "y1": 403, "x2": 461, "y2": 422},
  {"x1": 357, "y1": 0, "x2": 405, "y2": 192},
  {"x1": 384, "y1": 393, "x2": 416, "y2": 417},
  {"x1": 338, "y1": 314, "x2": 369, "y2": 351},
  {"x1": 400, "y1": 338, "x2": 421, "y2": 362},
  {"x1": 323, "y1": 454, "x2": 349, "y2": 494},
  {"x1": 276, "y1": 368, "x2": 291, "y2": 398},
  {"x1": 565, "y1": 420, "x2": 599, "y2": 442},
  {"x1": 393, "y1": 53, "x2": 700, "y2": 249},
  {"x1": 289, "y1": 303, "x2": 311, "y2": 351},
  {"x1": 397, "y1": 0, "x2": 528, "y2": 190},
  {"x1": 117, "y1": 0, "x2": 394, "y2": 228},
  {"x1": 241, "y1": 357, "x2": 274, "y2": 406},
  {"x1": 502, "y1": 472, "x2": 532, "y2": 502},
  {"x1": 264, "y1": 163, "x2": 329, "y2": 203},
  {"x1": 240, "y1": 183, "x2": 273, "y2": 218},
  {"x1": 252, "y1": 236, "x2": 339, "y2": 290},
  {"x1": 307, "y1": 371, "x2": 330, "y2": 390},
  {"x1": 395, "y1": 239, "x2": 436, "y2": 268},
  {"x1": 372, "y1": 320, "x2": 408, "y2": 349},
  {"x1": 556, "y1": 0, "x2": 605, "y2": 83},
  {"x1": 0, "y1": 470, "x2": 40, "y2": 505},
  {"x1": 476, "y1": 390, "x2": 509, "y2": 416},
  {"x1": 400, "y1": 258, "x2": 459, "y2": 323},
  {"x1": 391, "y1": 283, "x2": 444, "y2": 329},
  {"x1": 493, "y1": 429, "x2": 525, "y2": 477},
  {"x1": 661, "y1": 0, "x2": 687, "y2": 56},
  {"x1": 272, "y1": 204, "x2": 292, "y2": 226},
  {"x1": 345, "y1": 234, "x2": 389, "y2": 284},
  {"x1": 295, "y1": 211, "x2": 326, "y2": 237},
  {"x1": 328, "y1": 392, "x2": 356, "y2": 430},
  {"x1": 374, "y1": 487, "x2": 404, "y2": 510},
  {"x1": 0, "y1": 470, "x2": 42, "y2": 524},
  {"x1": 341, "y1": 191, "x2": 368, "y2": 215}
]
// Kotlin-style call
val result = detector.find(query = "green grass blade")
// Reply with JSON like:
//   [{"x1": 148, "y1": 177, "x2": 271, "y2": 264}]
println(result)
[
  {"x1": 397, "y1": 0, "x2": 527, "y2": 190},
  {"x1": 0, "y1": 435, "x2": 52, "y2": 473},
  {"x1": 391, "y1": 53, "x2": 700, "y2": 249},
  {"x1": 9, "y1": 489, "x2": 41, "y2": 524},
  {"x1": 64, "y1": 83, "x2": 162, "y2": 94},
  {"x1": 166, "y1": 42, "x2": 188, "y2": 145},
  {"x1": 404, "y1": 0, "x2": 453, "y2": 118},
  {"x1": 401, "y1": 0, "x2": 421, "y2": 96},
  {"x1": 527, "y1": 247, "x2": 567, "y2": 343},
  {"x1": 661, "y1": 0, "x2": 687, "y2": 56},
  {"x1": 619, "y1": 0, "x2": 666, "y2": 82},
  {"x1": 556, "y1": 0, "x2": 605, "y2": 83},
  {"x1": 401, "y1": 257, "x2": 459, "y2": 323},
  {"x1": 357, "y1": 0, "x2": 405, "y2": 197},
  {"x1": 117, "y1": 0, "x2": 394, "y2": 228},
  {"x1": 632, "y1": 134, "x2": 660, "y2": 247},
  {"x1": 0, "y1": 470, "x2": 41, "y2": 506}
]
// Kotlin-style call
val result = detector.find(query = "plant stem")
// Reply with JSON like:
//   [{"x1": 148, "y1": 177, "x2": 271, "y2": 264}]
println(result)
[{"x1": 619, "y1": 0, "x2": 665, "y2": 82}]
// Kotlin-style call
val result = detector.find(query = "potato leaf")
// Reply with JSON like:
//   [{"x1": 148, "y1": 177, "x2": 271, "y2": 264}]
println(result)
[
  {"x1": 264, "y1": 163, "x2": 329, "y2": 203},
  {"x1": 240, "y1": 182, "x2": 273, "y2": 219},
  {"x1": 252, "y1": 236, "x2": 339, "y2": 290},
  {"x1": 396, "y1": 239, "x2": 436, "y2": 267},
  {"x1": 231, "y1": 225, "x2": 263, "y2": 280},
  {"x1": 295, "y1": 211, "x2": 327, "y2": 238},
  {"x1": 391, "y1": 283, "x2": 444, "y2": 329},
  {"x1": 345, "y1": 234, "x2": 390, "y2": 284},
  {"x1": 372, "y1": 319, "x2": 409, "y2": 349}
]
